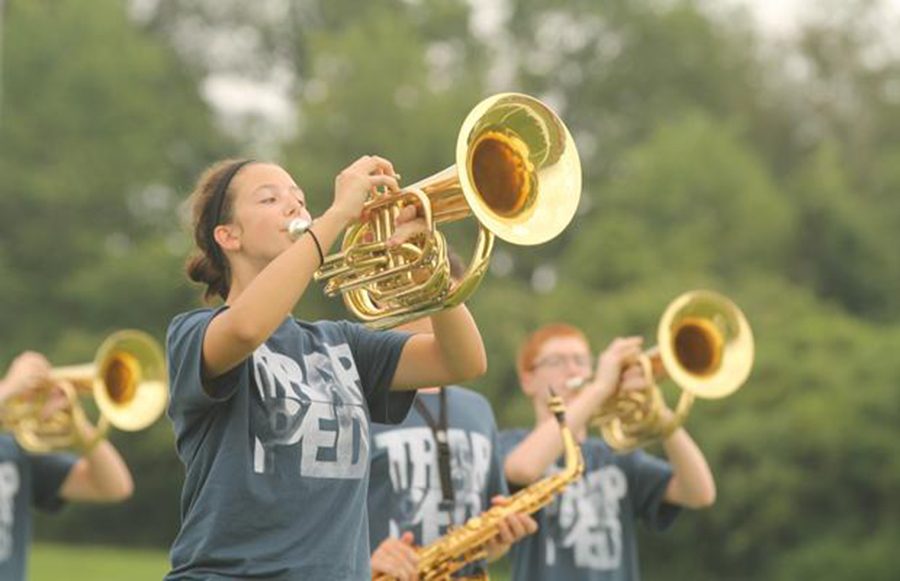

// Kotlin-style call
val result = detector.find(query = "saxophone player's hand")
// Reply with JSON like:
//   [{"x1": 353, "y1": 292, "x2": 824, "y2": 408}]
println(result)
[
  {"x1": 371, "y1": 531, "x2": 419, "y2": 580},
  {"x1": 484, "y1": 495, "x2": 538, "y2": 562}
]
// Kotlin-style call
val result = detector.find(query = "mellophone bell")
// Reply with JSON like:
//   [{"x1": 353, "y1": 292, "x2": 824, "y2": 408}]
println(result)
[
  {"x1": 581, "y1": 289, "x2": 755, "y2": 452},
  {"x1": 288, "y1": 92, "x2": 583, "y2": 329},
  {"x1": 1, "y1": 329, "x2": 168, "y2": 453}
]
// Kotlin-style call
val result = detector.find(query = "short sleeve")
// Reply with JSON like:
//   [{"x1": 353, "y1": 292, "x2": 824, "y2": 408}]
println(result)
[
  {"x1": 166, "y1": 308, "x2": 249, "y2": 419},
  {"x1": 626, "y1": 450, "x2": 681, "y2": 532},
  {"x1": 339, "y1": 322, "x2": 414, "y2": 424},
  {"x1": 30, "y1": 452, "x2": 77, "y2": 512}
]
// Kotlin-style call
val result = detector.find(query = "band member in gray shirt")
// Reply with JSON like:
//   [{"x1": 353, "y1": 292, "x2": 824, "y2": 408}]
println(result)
[
  {"x1": 502, "y1": 323, "x2": 716, "y2": 581},
  {"x1": 1, "y1": 351, "x2": 134, "y2": 581},
  {"x1": 166, "y1": 158, "x2": 487, "y2": 579}
]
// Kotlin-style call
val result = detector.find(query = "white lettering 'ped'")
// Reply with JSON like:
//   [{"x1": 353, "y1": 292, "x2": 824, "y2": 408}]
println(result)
[
  {"x1": 555, "y1": 465, "x2": 627, "y2": 571},
  {"x1": 251, "y1": 343, "x2": 368, "y2": 479},
  {"x1": 0, "y1": 462, "x2": 21, "y2": 561}
]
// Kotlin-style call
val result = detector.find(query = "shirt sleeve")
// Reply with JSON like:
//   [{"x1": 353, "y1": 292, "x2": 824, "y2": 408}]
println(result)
[
  {"x1": 166, "y1": 308, "x2": 249, "y2": 419},
  {"x1": 339, "y1": 321, "x2": 414, "y2": 424},
  {"x1": 30, "y1": 452, "x2": 78, "y2": 513},
  {"x1": 626, "y1": 450, "x2": 681, "y2": 532}
]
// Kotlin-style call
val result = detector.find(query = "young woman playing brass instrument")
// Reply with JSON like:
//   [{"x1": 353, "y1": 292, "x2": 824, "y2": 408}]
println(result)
[{"x1": 165, "y1": 157, "x2": 487, "y2": 580}]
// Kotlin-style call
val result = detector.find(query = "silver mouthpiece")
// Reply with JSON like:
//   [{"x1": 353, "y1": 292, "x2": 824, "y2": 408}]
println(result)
[
  {"x1": 565, "y1": 376, "x2": 589, "y2": 390},
  {"x1": 287, "y1": 218, "x2": 312, "y2": 240}
]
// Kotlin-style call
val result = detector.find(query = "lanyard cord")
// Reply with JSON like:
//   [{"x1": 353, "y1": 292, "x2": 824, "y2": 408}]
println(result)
[{"x1": 414, "y1": 387, "x2": 455, "y2": 504}]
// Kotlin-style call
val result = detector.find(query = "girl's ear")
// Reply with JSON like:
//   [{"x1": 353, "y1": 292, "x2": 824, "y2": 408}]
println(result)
[{"x1": 213, "y1": 223, "x2": 241, "y2": 253}]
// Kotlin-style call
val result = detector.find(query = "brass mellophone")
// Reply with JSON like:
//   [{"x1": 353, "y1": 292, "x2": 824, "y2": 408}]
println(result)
[
  {"x1": 575, "y1": 290, "x2": 754, "y2": 452},
  {"x1": 290, "y1": 92, "x2": 582, "y2": 329},
  {"x1": 374, "y1": 393, "x2": 584, "y2": 581},
  {"x1": 1, "y1": 330, "x2": 168, "y2": 453}
]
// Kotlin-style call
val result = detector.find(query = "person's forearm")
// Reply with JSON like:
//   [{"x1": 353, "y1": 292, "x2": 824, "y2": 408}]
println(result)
[
  {"x1": 62, "y1": 420, "x2": 135, "y2": 503},
  {"x1": 662, "y1": 427, "x2": 716, "y2": 508},
  {"x1": 81, "y1": 439, "x2": 134, "y2": 501},
  {"x1": 428, "y1": 305, "x2": 487, "y2": 382},
  {"x1": 504, "y1": 385, "x2": 610, "y2": 485},
  {"x1": 225, "y1": 208, "x2": 348, "y2": 344}
]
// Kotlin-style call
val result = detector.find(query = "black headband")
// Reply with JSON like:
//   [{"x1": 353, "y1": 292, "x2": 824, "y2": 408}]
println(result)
[{"x1": 206, "y1": 159, "x2": 254, "y2": 262}]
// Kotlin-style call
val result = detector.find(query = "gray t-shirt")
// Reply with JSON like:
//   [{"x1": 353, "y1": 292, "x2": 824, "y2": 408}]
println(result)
[
  {"x1": 0, "y1": 434, "x2": 76, "y2": 581},
  {"x1": 368, "y1": 386, "x2": 507, "y2": 577},
  {"x1": 499, "y1": 430, "x2": 679, "y2": 581},
  {"x1": 165, "y1": 308, "x2": 414, "y2": 580}
]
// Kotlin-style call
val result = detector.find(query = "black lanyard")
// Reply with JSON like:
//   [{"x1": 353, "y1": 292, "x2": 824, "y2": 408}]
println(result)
[{"x1": 414, "y1": 387, "x2": 455, "y2": 505}]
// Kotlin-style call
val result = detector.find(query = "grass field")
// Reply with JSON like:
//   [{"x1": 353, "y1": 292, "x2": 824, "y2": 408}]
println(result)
[
  {"x1": 31, "y1": 543, "x2": 170, "y2": 581},
  {"x1": 30, "y1": 543, "x2": 512, "y2": 580}
]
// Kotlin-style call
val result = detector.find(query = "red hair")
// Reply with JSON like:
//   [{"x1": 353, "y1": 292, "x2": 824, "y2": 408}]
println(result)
[{"x1": 516, "y1": 323, "x2": 589, "y2": 377}]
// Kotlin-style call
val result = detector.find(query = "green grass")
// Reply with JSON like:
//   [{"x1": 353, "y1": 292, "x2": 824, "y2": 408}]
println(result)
[
  {"x1": 30, "y1": 543, "x2": 512, "y2": 580},
  {"x1": 30, "y1": 543, "x2": 169, "y2": 581}
]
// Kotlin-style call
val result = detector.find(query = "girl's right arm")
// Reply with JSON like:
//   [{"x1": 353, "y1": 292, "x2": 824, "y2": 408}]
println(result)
[{"x1": 201, "y1": 156, "x2": 399, "y2": 379}]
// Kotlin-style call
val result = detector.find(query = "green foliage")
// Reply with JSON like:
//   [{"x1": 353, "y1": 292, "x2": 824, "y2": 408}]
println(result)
[
  {"x1": 1, "y1": 0, "x2": 229, "y2": 547},
  {"x1": 565, "y1": 113, "x2": 793, "y2": 290},
  {"x1": 0, "y1": 0, "x2": 229, "y2": 360},
  {"x1": 786, "y1": 142, "x2": 900, "y2": 318}
]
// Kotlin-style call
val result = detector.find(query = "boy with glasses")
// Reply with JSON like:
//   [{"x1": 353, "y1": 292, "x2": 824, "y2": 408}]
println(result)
[{"x1": 500, "y1": 324, "x2": 716, "y2": 581}]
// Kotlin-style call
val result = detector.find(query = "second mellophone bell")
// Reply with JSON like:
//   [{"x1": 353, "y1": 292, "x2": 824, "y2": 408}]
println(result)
[{"x1": 574, "y1": 290, "x2": 754, "y2": 452}]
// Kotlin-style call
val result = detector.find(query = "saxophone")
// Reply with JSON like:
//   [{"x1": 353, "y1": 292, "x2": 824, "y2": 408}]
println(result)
[{"x1": 373, "y1": 393, "x2": 584, "y2": 581}]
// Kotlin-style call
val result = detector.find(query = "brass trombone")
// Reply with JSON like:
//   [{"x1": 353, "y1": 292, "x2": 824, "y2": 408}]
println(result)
[
  {"x1": 1, "y1": 330, "x2": 168, "y2": 453},
  {"x1": 585, "y1": 290, "x2": 754, "y2": 452},
  {"x1": 290, "y1": 93, "x2": 582, "y2": 329}
]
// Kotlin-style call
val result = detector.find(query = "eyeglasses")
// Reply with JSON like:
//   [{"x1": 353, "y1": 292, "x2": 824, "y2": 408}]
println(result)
[{"x1": 532, "y1": 353, "x2": 592, "y2": 370}]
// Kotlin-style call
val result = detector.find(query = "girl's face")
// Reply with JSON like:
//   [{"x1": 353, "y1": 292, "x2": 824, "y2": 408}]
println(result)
[
  {"x1": 217, "y1": 163, "x2": 313, "y2": 265},
  {"x1": 521, "y1": 335, "x2": 593, "y2": 406}
]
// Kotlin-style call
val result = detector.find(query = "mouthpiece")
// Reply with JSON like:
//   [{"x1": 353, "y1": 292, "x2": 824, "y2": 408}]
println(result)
[{"x1": 287, "y1": 218, "x2": 312, "y2": 240}]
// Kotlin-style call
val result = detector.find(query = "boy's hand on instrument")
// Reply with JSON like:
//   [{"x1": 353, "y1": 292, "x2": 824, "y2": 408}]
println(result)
[{"x1": 485, "y1": 495, "x2": 538, "y2": 561}]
